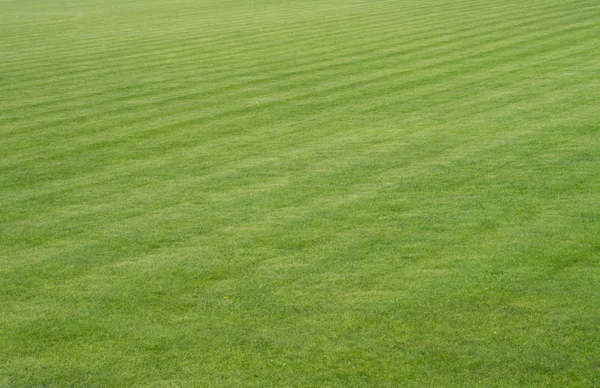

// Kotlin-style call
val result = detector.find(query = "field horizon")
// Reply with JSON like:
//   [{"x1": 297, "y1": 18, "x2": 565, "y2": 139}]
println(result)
[{"x1": 1, "y1": 0, "x2": 600, "y2": 385}]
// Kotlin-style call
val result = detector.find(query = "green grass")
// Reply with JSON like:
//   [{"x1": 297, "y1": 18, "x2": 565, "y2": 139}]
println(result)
[{"x1": 1, "y1": 0, "x2": 600, "y2": 385}]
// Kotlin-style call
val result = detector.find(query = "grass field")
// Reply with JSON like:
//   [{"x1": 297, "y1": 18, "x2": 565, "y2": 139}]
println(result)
[{"x1": 1, "y1": 0, "x2": 600, "y2": 385}]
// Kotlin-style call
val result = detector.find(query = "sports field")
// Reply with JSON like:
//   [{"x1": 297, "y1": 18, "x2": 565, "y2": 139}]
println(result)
[{"x1": 1, "y1": 0, "x2": 599, "y2": 385}]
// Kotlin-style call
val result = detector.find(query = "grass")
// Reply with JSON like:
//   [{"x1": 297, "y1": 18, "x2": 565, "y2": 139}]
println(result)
[{"x1": 1, "y1": 0, "x2": 600, "y2": 385}]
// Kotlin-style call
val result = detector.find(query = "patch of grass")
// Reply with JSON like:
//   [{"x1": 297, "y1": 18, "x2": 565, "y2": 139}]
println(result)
[{"x1": 1, "y1": 0, "x2": 600, "y2": 385}]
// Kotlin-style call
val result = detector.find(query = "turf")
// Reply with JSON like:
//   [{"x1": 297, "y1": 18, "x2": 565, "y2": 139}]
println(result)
[{"x1": 1, "y1": 0, "x2": 600, "y2": 385}]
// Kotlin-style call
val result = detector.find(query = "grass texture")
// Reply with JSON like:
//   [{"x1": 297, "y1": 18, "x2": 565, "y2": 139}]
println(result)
[{"x1": 1, "y1": 0, "x2": 600, "y2": 385}]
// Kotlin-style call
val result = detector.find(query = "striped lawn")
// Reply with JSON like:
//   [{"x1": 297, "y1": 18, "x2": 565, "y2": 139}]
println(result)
[{"x1": 1, "y1": 0, "x2": 600, "y2": 385}]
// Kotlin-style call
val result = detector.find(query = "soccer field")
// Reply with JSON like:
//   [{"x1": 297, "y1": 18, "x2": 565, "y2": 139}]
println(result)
[{"x1": 1, "y1": 0, "x2": 599, "y2": 385}]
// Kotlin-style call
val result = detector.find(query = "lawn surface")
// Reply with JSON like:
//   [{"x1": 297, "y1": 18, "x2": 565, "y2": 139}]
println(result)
[{"x1": 1, "y1": 0, "x2": 600, "y2": 385}]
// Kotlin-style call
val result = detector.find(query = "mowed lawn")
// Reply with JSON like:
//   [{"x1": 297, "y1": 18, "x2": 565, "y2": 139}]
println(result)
[{"x1": 1, "y1": 0, "x2": 600, "y2": 385}]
